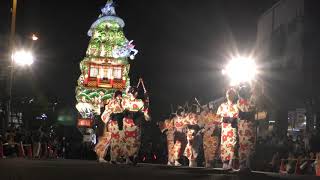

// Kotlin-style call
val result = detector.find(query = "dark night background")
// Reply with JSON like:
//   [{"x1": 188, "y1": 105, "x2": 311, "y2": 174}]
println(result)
[{"x1": 0, "y1": 0, "x2": 279, "y2": 121}]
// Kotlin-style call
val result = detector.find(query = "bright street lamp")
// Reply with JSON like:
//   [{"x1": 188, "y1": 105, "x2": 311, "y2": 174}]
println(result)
[
  {"x1": 12, "y1": 50, "x2": 34, "y2": 66},
  {"x1": 31, "y1": 34, "x2": 38, "y2": 41},
  {"x1": 7, "y1": 49, "x2": 34, "y2": 129},
  {"x1": 222, "y1": 56, "x2": 257, "y2": 86}
]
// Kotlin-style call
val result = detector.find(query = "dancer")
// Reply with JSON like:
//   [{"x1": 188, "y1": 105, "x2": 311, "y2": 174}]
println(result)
[
  {"x1": 184, "y1": 104, "x2": 201, "y2": 167},
  {"x1": 122, "y1": 87, "x2": 150, "y2": 164},
  {"x1": 159, "y1": 117, "x2": 175, "y2": 165},
  {"x1": 98, "y1": 90, "x2": 124, "y2": 163},
  {"x1": 217, "y1": 88, "x2": 239, "y2": 170},
  {"x1": 237, "y1": 83, "x2": 257, "y2": 171},
  {"x1": 200, "y1": 106, "x2": 221, "y2": 168},
  {"x1": 94, "y1": 128, "x2": 111, "y2": 163},
  {"x1": 172, "y1": 107, "x2": 188, "y2": 166}
]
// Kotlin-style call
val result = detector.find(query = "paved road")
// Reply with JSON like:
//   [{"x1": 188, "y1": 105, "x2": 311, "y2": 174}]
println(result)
[{"x1": 0, "y1": 159, "x2": 316, "y2": 180}]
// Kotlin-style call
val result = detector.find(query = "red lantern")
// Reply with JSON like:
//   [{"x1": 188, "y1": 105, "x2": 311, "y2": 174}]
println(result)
[
  {"x1": 122, "y1": 77, "x2": 126, "y2": 86},
  {"x1": 110, "y1": 76, "x2": 114, "y2": 87},
  {"x1": 97, "y1": 75, "x2": 100, "y2": 87},
  {"x1": 84, "y1": 74, "x2": 88, "y2": 85}
]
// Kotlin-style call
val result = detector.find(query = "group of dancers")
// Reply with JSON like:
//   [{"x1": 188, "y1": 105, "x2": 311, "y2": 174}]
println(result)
[
  {"x1": 94, "y1": 86, "x2": 149, "y2": 164},
  {"x1": 93, "y1": 81, "x2": 260, "y2": 171},
  {"x1": 160, "y1": 83, "x2": 260, "y2": 171}
]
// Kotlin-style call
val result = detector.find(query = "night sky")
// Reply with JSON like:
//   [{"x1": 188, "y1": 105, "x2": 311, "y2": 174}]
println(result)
[{"x1": 0, "y1": 0, "x2": 279, "y2": 120}]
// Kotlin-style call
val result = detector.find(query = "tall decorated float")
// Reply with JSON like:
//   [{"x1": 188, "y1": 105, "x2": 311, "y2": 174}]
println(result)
[
  {"x1": 75, "y1": 1, "x2": 150, "y2": 164},
  {"x1": 75, "y1": 0, "x2": 138, "y2": 129}
]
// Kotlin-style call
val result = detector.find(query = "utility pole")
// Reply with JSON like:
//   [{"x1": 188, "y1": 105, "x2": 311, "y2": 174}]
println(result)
[{"x1": 5, "y1": 0, "x2": 17, "y2": 131}]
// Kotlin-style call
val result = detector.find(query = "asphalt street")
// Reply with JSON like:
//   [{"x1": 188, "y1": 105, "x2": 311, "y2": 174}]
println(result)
[{"x1": 0, "y1": 159, "x2": 316, "y2": 180}]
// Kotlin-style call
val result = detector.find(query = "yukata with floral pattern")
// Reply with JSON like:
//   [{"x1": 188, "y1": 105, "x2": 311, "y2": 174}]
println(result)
[
  {"x1": 183, "y1": 112, "x2": 201, "y2": 167},
  {"x1": 94, "y1": 127, "x2": 111, "y2": 161},
  {"x1": 237, "y1": 91, "x2": 257, "y2": 169},
  {"x1": 99, "y1": 95, "x2": 125, "y2": 162},
  {"x1": 121, "y1": 94, "x2": 149, "y2": 162},
  {"x1": 200, "y1": 111, "x2": 221, "y2": 168},
  {"x1": 217, "y1": 97, "x2": 239, "y2": 169},
  {"x1": 172, "y1": 113, "x2": 188, "y2": 166},
  {"x1": 160, "y1": 118, "x2": 175, "y2": 165}
]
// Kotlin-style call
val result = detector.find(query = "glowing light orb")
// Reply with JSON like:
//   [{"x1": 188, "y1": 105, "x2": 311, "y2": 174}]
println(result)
[
  {"x1": 12, "y1": 50, "x2": 34, "y2": 66},
  {"x1": 223, "y1": 56, "x2": 257, "y2": 86}
]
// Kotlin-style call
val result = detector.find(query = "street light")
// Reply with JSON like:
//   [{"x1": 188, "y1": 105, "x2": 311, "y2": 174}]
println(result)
[
  {"x1": 5, "y1": 0, "x2": 37, "y2": 130},
  {"x1": 12, "y1": 50, "x2": 34, "y2": 66},
  {"x1": 31, "y1": 34, "x2": 38, "y2": 41},
  {"x1": 222, "y1": 56, "x2": 257, "y2": 86},
  {"x1": 6, "y1": 49, "x2": 34, "y2": 128}
]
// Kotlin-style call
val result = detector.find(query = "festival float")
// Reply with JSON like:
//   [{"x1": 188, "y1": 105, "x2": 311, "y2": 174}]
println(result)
[{"x1": 75, "y1": 0, "x2": 138, "y2": 129}]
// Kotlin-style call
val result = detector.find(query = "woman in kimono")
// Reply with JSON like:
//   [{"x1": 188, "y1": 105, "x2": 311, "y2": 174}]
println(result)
[
  {"x1": 95, "y1": 128, "x2": 111, "y2": 163},
  {"x1": 172, "y1": 107, "x2": 188, "y2": 166},
  {"x1": 122, "y1": 87, "x2": 150, "y2": 164},
  {"x1": 200, "y1": 106, "x2": 221, "y2": 168},
  {"x1": 184, "y1": 105, "x2": 201, "y2": 167},
  {"x1": 217, "y1": 88, "x2": 239, "y2": 170},
  {"x1": 98, "y1": 90, "x2": 125, "y2": 163},
  {"x1": 159, "y1": 117, "x2": 175, "y2": 166},
  {"x1": 237, "y1": 83, "x2": 257, "y2": 171}
]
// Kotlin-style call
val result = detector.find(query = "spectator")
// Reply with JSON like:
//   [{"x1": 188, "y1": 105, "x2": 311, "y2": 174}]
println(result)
[
  {"x1": 310, "y1": 131, "x2": 320, "y2": 152},
  {"x1": 286, "y1": 136, "x2": 294, "y2": 152},
  {"x1": 81, "y1": 128, "x2": 95, "y2": 160},
  {"x1": 269, "y1": 152, "x2": 280, "y2": 172},
  {"x1": 299, "y1": 152, "x2": 315, "y2": 175},
  {"x1": 315, "y1": 152, "x2": 320, "y2": 176},
  {"x1": 60, "y1": 137, "x2": 67, "y2": 159},
  {"x1": 304, "y1": 133, "x2": 311, "y2": 152},
  {"x1": 0, "y1": 134, "x2": 4, "y2": 158},
  {"x1": 32, "y1": 127, "x2": 42, "y2": 158},
  {"x1": 285, "y1": 152, "x2": 296, "y2": 174},
  {"x1": 293, "y1": 136, "x2": 304, "y2": 155}
]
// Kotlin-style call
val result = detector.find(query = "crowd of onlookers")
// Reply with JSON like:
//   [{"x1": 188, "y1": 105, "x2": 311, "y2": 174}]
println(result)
[
  {"x1": 0, "y1": 126, "x2": 71, "y2": 159},
  {"x1": 254, "y1": 131, "x2": 320, "y2": 175}
]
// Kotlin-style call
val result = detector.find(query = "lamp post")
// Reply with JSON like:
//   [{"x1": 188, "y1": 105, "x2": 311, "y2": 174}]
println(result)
[
  {"x1": 5, "y1": 0, "x2": 38, "y2": 130},
  {"x1": 5, "y1": 0, "x2": 18, "y2": 131},
  {"x1": 6, "y1": 50, "x2": 34, "y2": 128}
]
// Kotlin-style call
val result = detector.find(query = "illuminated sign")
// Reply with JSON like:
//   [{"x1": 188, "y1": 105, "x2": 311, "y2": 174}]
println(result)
[{"x1": 77, "y1": 118, "x2": 94, "y2": 127}]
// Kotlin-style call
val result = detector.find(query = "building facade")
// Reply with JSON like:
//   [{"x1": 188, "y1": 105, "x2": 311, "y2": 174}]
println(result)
[{"x1": 256, "y1": 0, "x2": 320, "y2": 135}]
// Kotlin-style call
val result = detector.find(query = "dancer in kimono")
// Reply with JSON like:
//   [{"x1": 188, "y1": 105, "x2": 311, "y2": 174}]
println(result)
[
  {"x1": 217, "y1": 88, "x2": 239, "y2": 170},
  {"x1": 200, "y1": 106, "x2": 221, "y2": 168},
  {"x1": 237, "y1": 83, "x2": 257, "y2": 171},
  {"x1": 172, "y1": 107, "x2": 187, "y2": 166},
  {"x1": 95, "y1": 128, "x2": 111, "y2": 163},
  {"x1": 98, "y1": 90, "x2": 125, "y2": 163},
  {"x1": 122, "y1": 87, "x2": 150, "y2": 164},
  {"x1": 159, "y1": 117, "x2": 175, "y2": 165},
  {"x1": 184, "y1": 105, "x2": 201, "y2": 167}
]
